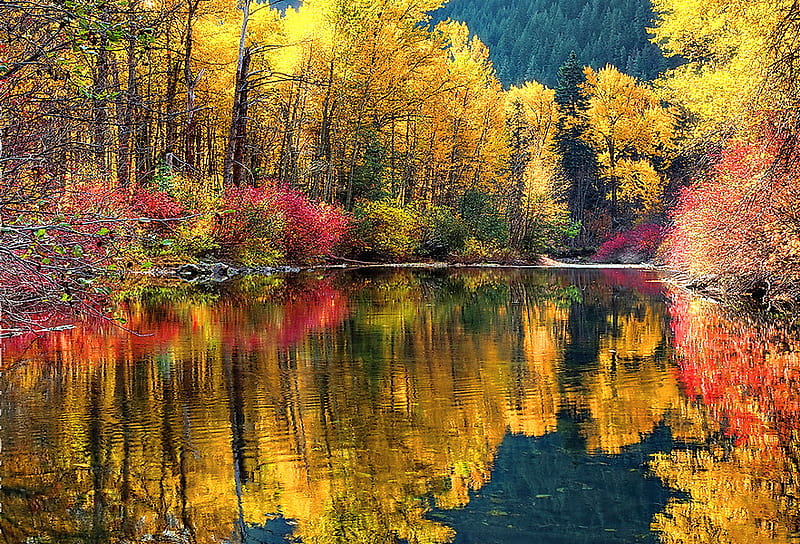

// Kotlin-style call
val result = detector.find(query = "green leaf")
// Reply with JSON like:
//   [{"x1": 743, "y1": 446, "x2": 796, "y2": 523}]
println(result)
[
  {"x1": 98, "y1": 227, "x2": 110, "y2": 236},
  {"x1": 35, "y1": 228, "x2": 47, "y2": 238}
]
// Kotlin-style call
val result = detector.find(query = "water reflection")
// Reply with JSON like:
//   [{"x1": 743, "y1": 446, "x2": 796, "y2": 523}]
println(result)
[
  {"x1": 652, "y1": 292, "x2": 800, "y2": 544},
  {"x1": 3, "y1": 268, "x2": 794, "y2": 543}
]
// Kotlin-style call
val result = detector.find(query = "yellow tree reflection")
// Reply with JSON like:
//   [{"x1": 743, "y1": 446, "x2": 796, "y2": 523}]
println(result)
[{"x1": 0, "y1": 270, "x2": 677, "y2": 543}]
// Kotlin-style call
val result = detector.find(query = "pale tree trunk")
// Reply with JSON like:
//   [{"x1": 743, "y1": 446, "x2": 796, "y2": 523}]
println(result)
[
  {"x1": 508, "y1": 101, "x2": 530, "y2": 249},
  {"x1": 607, "y1": 137, "x2": 617, "y2": 226}
]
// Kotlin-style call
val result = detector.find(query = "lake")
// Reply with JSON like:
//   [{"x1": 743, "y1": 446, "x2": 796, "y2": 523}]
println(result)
[{"x1": 1, "y1": 268, "x2": 799, "y2": 543}]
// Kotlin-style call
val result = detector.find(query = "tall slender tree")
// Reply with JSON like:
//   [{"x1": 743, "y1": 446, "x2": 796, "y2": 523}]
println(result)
[{"x1": 552, "y1": 52, "x2": 598, "y2": 239}]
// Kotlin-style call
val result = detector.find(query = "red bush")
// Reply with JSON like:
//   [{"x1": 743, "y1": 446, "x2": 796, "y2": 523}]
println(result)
[
  {"x1": 2, "y1": 180, "x2": 133, "y2": 333},
  {"x1": 592, "y1": 223, "x2": 663, "y2": 263},
  {"x1": 665, "y1": 137, "x2": 800, "y2": 295},
  {"x1": 214, "y1": 186, "x2": 279, "y2": 250},
  {"x1": 215, "y1": 183, "x2": 351, "y2": 263},
  {"x1": 275, "y1": 186, "x2": 351, "y2": 261}
]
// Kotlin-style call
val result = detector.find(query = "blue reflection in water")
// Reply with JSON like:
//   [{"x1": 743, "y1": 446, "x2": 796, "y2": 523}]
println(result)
[
  {"x1": 430, "y1": 425, "x2": 675, "y2": 544},
  {"x1": 244, "y1": 516, "x2": 297, "y2": 544}
]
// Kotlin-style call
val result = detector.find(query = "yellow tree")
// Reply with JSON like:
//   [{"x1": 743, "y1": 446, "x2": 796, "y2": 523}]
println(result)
[
  {"x1": 418, "y1": 21, "x2": 507, "y2": 207},
  {"x1": 581, "y1": 65, "x2": 675, "y2": 222},
  {"x1": 650, "y1": 0, "x2": 782, "y2": 142},
  {"x1": 182, "y1": 0, "x2": 510, "y2": 211},
  {"x1": 505, "y1": 81, "x2": 567, "y2": 250},
  {"x1": 263, "y1": 0, "x2": 451, "y2": 202}
]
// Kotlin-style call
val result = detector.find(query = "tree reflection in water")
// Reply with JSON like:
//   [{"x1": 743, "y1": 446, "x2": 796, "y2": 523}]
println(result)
[
  {"x1": 2, "y1": 269, "x2": 798, "y2": 543},
  {"x1": 652, "y1": 291, "x2": 800, "y2": 544}
]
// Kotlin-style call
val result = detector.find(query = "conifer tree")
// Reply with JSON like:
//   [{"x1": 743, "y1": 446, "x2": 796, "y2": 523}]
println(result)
[
  {"x1": 435, "y1": 0, "x2": 670, "y2": 87},
  {"x1": 552, "y1": 52, "x2": 598, "y2": 241}
]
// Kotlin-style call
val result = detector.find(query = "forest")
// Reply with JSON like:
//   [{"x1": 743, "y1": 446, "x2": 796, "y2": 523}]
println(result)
[
  {"x1": 434, "y1": 0, "x2": 673, "y2": 86},
  {"x1": 2, "y1": 0, "x2": 800, "y2": 333}
]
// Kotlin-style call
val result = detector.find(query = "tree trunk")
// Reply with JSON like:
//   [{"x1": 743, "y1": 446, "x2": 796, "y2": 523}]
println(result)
[
  {"x1": 224, "y1": 0, "x2": 253, "y2": 187},
  {"x1": 183, "y1": 0, "x2": 201, "y2": 171},
  {"x1": 607, "y1": 137, "x2": 617, "y2": 226},
  {"x1": 92, "y1": 23, "x2": 111, "y2": 173},
  {"x1": 111, "y1": 47, "x2": 131, "y2": 188}
]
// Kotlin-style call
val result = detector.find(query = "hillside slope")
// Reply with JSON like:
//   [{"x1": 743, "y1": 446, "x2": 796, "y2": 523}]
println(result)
[{"x1": 434, "y1": 0, "x2": 672, "y2": 87}]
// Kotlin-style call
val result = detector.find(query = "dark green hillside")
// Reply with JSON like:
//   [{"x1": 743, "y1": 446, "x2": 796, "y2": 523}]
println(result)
[{"x1": 435, "y1": 0, "x2": 672, "y2": 87}]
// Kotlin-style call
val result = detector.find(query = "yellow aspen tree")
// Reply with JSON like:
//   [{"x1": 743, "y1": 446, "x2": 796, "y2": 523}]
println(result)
[
  {"x1": 581, "y1": 65, "x2": 675, "y2": 221},
  {"x1": 650, "y1": 0, "x2": 782, "y2": 141},
  {"x1": 505, "y1": 81, "x2": 566, "y2": 250}
]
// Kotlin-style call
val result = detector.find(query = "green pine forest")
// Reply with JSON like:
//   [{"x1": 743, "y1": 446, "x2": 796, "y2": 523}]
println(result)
[{"x1": 434, "y1": 0, "x2": 673, "y2": 86}]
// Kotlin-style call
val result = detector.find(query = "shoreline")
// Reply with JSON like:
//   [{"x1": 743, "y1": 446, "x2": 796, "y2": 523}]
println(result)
[{"x1": 130, "y1": 258, "x2": 663, "y2": 282}]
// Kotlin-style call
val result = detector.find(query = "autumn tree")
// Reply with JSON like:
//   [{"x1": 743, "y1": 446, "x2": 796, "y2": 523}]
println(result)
[
  {"x1": 651, "y1": 0, "x2": 800, "y2": 293},
  {"x1": 650, "y1": 0, "x2": 773, "y2": 143},
  {"x1": 240, "y1": 2, "x2": 509, "y2": 211},
  {"x1": 505, "y1": 81, "x2": 571, "y2": 252},
  {"x1": 650, "y1": 0, "x2": 800, "y2": 156},
  {"x1": 581, "y1": 65, "x2": 675, "y2": 223}
]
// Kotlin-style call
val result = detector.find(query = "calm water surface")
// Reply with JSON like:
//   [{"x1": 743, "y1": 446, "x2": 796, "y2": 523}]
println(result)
[{"x1": 1, "y1": 268, "x2": 799, "y2": 543}]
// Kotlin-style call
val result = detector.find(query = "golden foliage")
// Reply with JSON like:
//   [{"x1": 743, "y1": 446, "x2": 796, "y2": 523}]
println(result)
[
  {"x1": 650, "y1": 0, "x2": 787, "y2": 139},
  {"x1": 581, "y1": 65, "x2": 676, "y2": 217}
]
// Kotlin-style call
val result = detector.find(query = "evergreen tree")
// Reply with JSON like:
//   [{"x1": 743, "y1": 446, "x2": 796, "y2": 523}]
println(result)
[
  {"x1": 552, "y1": 52, "x2": 600, "y2": 243},
  {"x1": 506, "y1": 99, "x2": 530, "y2": 249}
]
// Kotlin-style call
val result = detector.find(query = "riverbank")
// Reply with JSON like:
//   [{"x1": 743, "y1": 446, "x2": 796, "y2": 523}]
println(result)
[
  {"x1": 657, "y1": 269, "x2": 800, "y2": 316},
  {"x1": 135, "y1": 257, "x2": 659, "y2": 283}
]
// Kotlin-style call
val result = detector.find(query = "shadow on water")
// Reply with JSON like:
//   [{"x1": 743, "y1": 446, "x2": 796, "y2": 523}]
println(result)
[{"x1": 429, "y1": 427, "x2": 674, "y2": 544}]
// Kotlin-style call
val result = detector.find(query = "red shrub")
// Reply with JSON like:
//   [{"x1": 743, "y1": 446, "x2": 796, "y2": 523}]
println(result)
[
  {"x1": 665, "y1": 138, "x2": 800, "y2": 295},
  {"x1": 60, "y1": 180, "x2": 132, "y2": 221},
  {"x1": 592, "y1": 223, "x2": 663, "y2": 263},
  {"x1": 215, "y1": 183, "x2": 351, "y2": 264},
  {"x1": 279, "y1": 189, "x2": 351, "y2": 262},
  {"x1": 1, "y1": 179, "x2": 134, "y2": 332}
]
